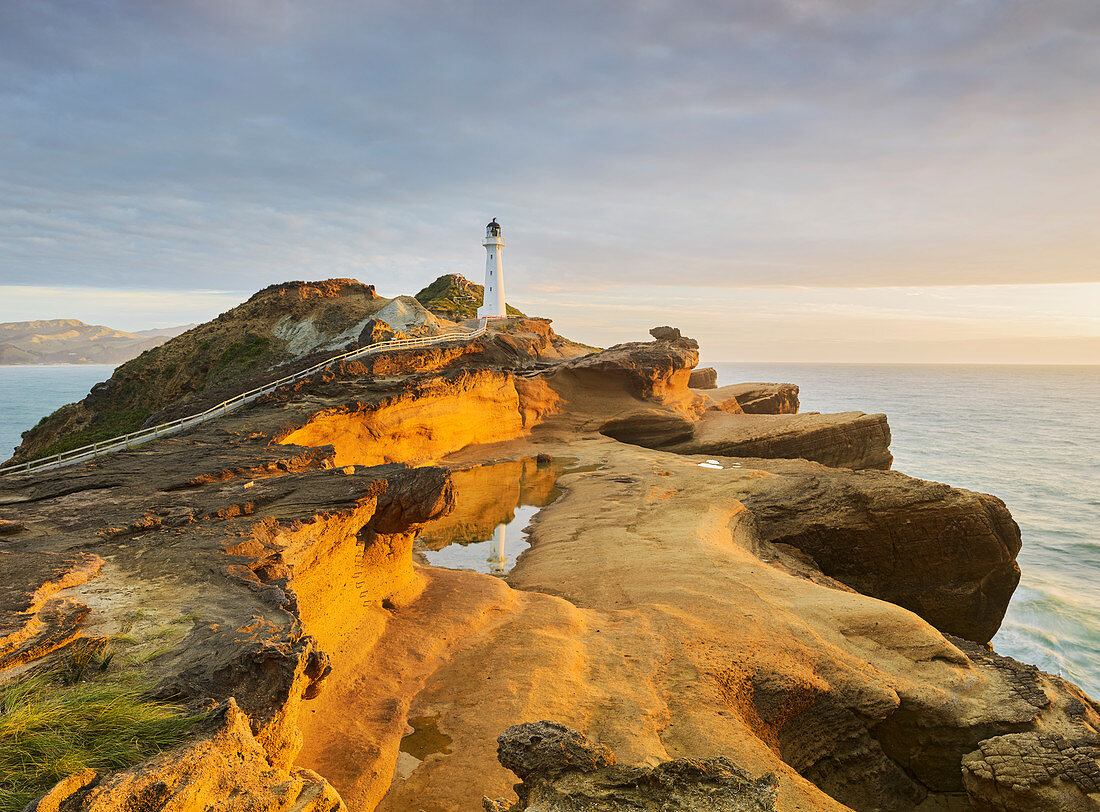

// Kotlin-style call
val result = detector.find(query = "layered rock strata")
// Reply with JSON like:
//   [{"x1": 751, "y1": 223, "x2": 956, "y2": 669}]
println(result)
[
  {"x1": 1, "y1": 319, "x2": 1094, "y2": 812},
  {"x1": 668, "y1": 411, "x2": 893, "y2": 470}
]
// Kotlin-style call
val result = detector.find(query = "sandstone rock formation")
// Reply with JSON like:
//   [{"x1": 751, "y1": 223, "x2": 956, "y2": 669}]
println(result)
[
  {"x1": 484, "y1": 721, "x2": 779, "y2": 812},
  {"x1": 358, "y1": 318, "x2": 397, "y2": 345},
  {"x1": 738, "y1": 465, "x2": 1022, "y2": 642},
  {"x1": 6, "y1": 279, "x2": 583, "y2": 466},
  {"x1": 688, "y1": 366, "x2": 718, "y2": 389},
  {"x1": 962, "y1": 731, "x2": 1100, "y2": 810},
  {"x1": 707, "y1": 383, "x2": 800, "y2": 415},
  {"x1": 0, "y1": 298, "x2": 1090, "y2": 812},
  {"x1": 668, "y1": 411, "x2": 893, "y2": 470}
]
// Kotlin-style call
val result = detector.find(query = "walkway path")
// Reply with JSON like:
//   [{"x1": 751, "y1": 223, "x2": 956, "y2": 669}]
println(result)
[{"x1": 0, "y1": 320, "x2": 489, "y2": 476}]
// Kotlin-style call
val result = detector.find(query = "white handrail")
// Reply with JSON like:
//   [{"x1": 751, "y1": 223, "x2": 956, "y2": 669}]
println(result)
[{"x1": 1, "y1": 320, "x2": 489, "y2": 476}]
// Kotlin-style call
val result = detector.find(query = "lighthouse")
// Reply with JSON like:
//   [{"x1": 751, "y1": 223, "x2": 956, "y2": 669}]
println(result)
[{"x1": 477, "y1": 218, "x2": 507, "y2": 319}]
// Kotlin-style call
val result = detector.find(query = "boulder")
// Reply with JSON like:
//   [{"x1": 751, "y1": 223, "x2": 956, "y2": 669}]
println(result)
[
  {"x1": 496, "y1": 721, "x2": 615, "y2": 780},
  {"x1": 740, "y1": 462, "x2": 1022, "y2": 642},
  {"x1": 649, "y1": 326, "x2": 682, "y2": 341},
  {"x1": 485, "y1": 722, "x2": 778, "y2": 812},
  {"x1": 709, "y1": 383, "x2": 799, "y2": 415},
  {"x1": 357, "y1": 318, "x2": 396, "y2": 345},
  {"x1": 688, "y1": 367, "x2": 718, "y2": 389}
]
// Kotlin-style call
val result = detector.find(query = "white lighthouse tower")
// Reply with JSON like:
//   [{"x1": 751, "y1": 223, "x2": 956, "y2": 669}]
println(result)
[{"x1": 477, "y1": 218, "x2": 507, "y2": 319}]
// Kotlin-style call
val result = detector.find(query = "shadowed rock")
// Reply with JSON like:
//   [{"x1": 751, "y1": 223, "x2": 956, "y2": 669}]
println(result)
[
  {"x1": 669, "y1": 410, "x2": 894, "y2": 470},
  {"x1": 496, "y1": 721, "x2": 615, "y2": 779},
  {"x1": 485, "y1": 722, "x2": 778, "y2": 812},
  {"x1": 708, "y1": 383, "x2": 799, "y2": 415},
  {"x1": 962, "y1": 731, "x2": 1100, "y2": 811},
  {"x1": 599, "y1": 409, "x2": 696, "y2": 448},
  {"x1": 741, "y1": 463, "x2": 1022, "y2": 642},
  {"x1": 688, "y1": 367, "x2": 718, "y2": 389}
]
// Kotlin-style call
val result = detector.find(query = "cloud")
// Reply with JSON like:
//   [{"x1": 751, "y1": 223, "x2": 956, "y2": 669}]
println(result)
[{"x1": 1, "y1": 0, "x2": 1099, "y2": 299}]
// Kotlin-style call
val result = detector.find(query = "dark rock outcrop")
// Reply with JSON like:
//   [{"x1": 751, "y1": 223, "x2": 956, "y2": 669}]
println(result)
[
  {"x1": 962, "y1": 732, "x2": 1100, "y2": 810},
  {"x1": 599, "y1": 409, "x2": 695, "y2": 448},
  {"x1": 495, "y1": 721, "x2": 615, "y2": 780},
  {"x1": 740, "y1": 462, "x2": 1022, "y2": 642},
  {"x1": 649, "y1": 325, "x2": 682, "y2": 341},
  {"x1": 688, "y1": 367, "x2": 718, "y2": 389},
  {"x1": 711, "y1": 383, "x2": 799, "y2": 415},
  {"x1": 669, "y1": 411, "x2": 893, "y2": 470},
  {"x1": 484, "y1": 722, "x2": 778, "y2": 812}
]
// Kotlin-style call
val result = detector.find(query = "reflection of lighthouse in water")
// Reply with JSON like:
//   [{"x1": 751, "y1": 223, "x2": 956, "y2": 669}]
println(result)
[{"x1": 487, "y1": 524, "x2": 508, "y2": 575}]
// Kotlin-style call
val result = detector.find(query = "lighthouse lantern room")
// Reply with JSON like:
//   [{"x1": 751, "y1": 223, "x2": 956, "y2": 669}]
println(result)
[{"x1": 478, "y1": 218, "x2": 507, "y2": 319}]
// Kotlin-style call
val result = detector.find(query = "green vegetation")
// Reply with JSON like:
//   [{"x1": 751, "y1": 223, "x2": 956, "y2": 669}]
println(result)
[
  {"x1": 27, "y1": 332, "x2": 274, "y2": 462},
  {"x1": 415, "y1": 274, "x2": 525, "y2": 320},
  {"x1": 38, "y1": 404, "x2": 153, "y2": 459},
  {"x1": 0, "y1": 642, "x2": 200, "y2": 812},
  {"x1": 216, "y1": 333, "x2": 270, "y2": 370}
]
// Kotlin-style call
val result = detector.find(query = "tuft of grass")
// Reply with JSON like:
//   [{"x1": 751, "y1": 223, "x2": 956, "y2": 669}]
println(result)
[{"x1": 0, "y1": 664, "x2": 201, "y2": 812}]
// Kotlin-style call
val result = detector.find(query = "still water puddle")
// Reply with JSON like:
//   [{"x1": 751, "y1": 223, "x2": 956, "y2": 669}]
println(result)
[
  {"x1": 399, "y1": 715, "x2": 453, "y2": 760},
  {"x1": 393, "y1": 714, "x2": 453, "y2": 780},
  {"x1": 416, "y1": 456, "x2": 596, "y2": 576}
]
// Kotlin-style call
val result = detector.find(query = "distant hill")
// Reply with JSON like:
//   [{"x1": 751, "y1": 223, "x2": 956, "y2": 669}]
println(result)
[
  {"x1": 0, "y1": 319, "x2": 193, "y2": 365},
  {"x1": 132, "y1": 324, "x2": 199, "y2": 339},
  {"x1": 415, "y1": 274, "x2": 525, "y2": 320}
]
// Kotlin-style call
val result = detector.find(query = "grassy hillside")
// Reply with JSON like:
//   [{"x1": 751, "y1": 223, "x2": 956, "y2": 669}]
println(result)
[
  {"x1": 415, "y1": 274, "x2": 525, "y2": 320},
  {"x1": 10, "y1": 279, "x2": 385, "y2": 463}
]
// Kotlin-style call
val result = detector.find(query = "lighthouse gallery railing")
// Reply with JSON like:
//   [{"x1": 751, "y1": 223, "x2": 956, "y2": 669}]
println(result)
[{"x1": 0, "y1": 319, "x2": 489, "y2": 476}]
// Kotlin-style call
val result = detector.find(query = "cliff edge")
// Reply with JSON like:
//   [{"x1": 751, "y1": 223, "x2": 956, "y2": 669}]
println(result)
[{"x1": 1, "y1": 300, "x2": 1094, "y2": 812}]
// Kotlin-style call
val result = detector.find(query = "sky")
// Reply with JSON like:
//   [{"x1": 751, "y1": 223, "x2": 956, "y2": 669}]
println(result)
[{"x1": 1, "y1": 0, "x2": 1098, "y2": 362}]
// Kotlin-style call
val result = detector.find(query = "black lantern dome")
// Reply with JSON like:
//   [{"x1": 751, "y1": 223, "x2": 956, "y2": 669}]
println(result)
[{"x1": 486, "y1": 218, "x2": 502, "y2": 237}]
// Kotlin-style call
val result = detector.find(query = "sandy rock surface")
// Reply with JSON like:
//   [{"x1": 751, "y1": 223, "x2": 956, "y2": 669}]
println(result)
[{"x1": 2, "y1": 321, "x2": 1096, "y2": 812}]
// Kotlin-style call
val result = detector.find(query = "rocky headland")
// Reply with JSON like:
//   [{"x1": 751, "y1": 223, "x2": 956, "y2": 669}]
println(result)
[{"x1": 1, "y1": 280, "x2": 1098, "y2": 812}]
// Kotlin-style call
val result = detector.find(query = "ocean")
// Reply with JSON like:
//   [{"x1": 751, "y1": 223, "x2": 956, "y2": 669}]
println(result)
[
  {"x1": 0, "y1": 365, "x2": 116, "y2": 462},
  {"x1": 1, "y1": 363, "x2": 1097, "y2": 697}
]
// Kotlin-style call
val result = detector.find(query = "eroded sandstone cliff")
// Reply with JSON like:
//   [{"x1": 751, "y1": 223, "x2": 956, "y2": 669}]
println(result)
[{"x1": 1, "y1": 315, "x2": 1096, "y2": 812}]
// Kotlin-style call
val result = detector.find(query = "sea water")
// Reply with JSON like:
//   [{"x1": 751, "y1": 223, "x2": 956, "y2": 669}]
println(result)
[
  {"x1": 1, "y1": 363, "x2": 1097, "y2": 697},
  {"x1": 0, "y1": 365, "x2": 116, "y2": 461}
]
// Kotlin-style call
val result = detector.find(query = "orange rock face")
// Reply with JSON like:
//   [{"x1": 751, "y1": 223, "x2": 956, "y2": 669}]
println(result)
[{"x1": 280, "y1": 370, "x2": 530, "y2": 468}]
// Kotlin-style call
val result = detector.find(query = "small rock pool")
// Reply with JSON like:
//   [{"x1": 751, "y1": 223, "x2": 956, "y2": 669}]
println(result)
[{"x1": 415, "y1": 456, "x2": 595, "y2": 575}]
